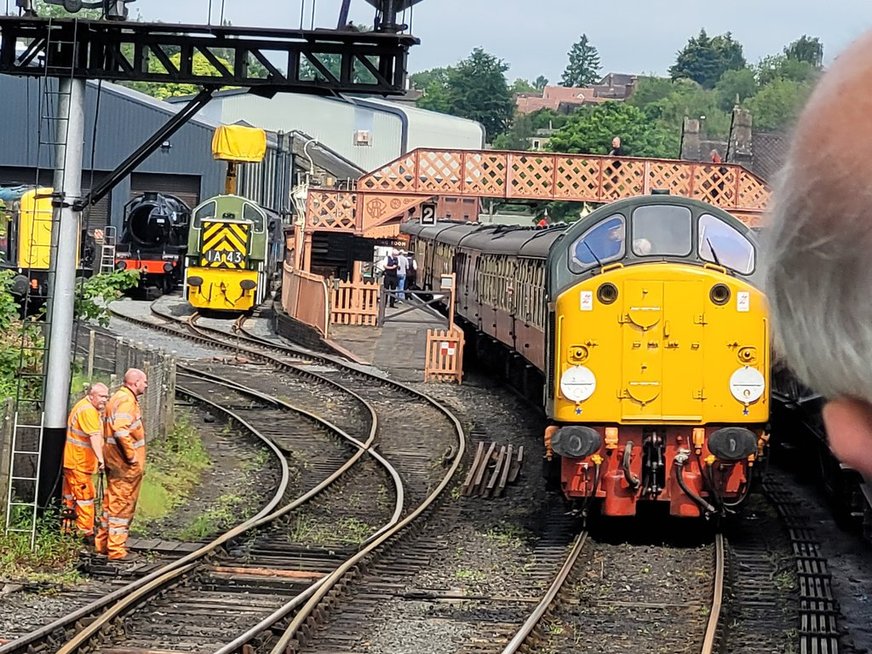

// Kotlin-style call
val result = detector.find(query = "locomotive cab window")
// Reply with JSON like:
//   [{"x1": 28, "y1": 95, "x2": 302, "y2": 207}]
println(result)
[
  {"x1": 570, "y1": 214, "x2": 625, "y2": 272},
  {"x1": 193, "y1": 201, "x2": 216, "y2": 229},
  {"x1": 243, "y1": 202, "x2": 264, "y2": 232},
  {"x1": 631, "y1": 205, "x2": 692, "y2": 256},
  {"x1": 698, "y1": 214, "x2": 755, "y2": 274}
]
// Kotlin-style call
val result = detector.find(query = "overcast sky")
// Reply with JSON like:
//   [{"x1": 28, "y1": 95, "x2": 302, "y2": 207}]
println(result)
[{"x1": 77, "y1": 0, "x2": 872, "y2": 81}]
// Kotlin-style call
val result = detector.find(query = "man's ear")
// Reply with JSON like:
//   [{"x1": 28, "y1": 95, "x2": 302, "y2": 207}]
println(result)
[{"x1": 822, "y1": 397, "x2": 872, "y2": 479}]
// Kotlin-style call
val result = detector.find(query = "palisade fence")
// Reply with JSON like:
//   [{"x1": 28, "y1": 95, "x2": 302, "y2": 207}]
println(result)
[{"x1": 0, "y1": 327, "x2": 177, "y2": 521}]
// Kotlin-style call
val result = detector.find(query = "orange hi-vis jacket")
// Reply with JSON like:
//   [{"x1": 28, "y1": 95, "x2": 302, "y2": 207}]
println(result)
[
  {"x1": 104, "y1": 386, "x2": 146, "y2": 467},
  {"x1": 64, "y1": 397, "x2": 103, "y2": 474}
]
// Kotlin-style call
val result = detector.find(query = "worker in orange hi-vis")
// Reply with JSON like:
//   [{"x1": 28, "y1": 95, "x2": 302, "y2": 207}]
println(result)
[
  {"x1": 62, "y1": 383, "x2": 109, "y2": 543},
  {"x1": 95, "y1": 368, "x2": 148, "y2": 562}
]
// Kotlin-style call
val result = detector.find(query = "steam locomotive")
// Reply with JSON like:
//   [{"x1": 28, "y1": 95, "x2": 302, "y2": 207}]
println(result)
[{"x1": 115, "y1": 192, "x2": 191, "y2": 297}]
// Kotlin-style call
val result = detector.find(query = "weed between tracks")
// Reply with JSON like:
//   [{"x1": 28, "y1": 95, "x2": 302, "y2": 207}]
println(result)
[
  {"x1": 289, "y1": 514, "x2": 373, "y2": 546},
  {"x1": 132, "y1": 411, "x2": 210, "y2": 535},
  {"x1": 0, "y1": 509, "x2": 83, "y2": 586}
]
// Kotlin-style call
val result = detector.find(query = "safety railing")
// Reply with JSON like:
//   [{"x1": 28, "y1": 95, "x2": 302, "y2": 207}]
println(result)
[
  {"x1": 281, "y1": 263, "x2": 330, "y2": 336},
  {"x1": 330, "y1": 279, "x2": 379, "y2": 326}
]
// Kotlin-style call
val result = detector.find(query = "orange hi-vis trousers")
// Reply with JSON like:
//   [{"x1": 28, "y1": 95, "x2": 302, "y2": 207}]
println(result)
[
  {"x1": 94, "y1": 463, "x2": 143, "y2": 560},
  {"x1": 61, "y1": 469, "x2": 96, "y2": 536}
]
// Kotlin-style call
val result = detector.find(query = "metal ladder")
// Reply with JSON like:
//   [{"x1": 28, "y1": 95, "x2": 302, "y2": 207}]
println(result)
[
  {"x1": 3, "y1": 21, "x2": 77, "y2": 545},
  {"x1": 99, "y1": 225, "x2": 117, "y2": 274}
]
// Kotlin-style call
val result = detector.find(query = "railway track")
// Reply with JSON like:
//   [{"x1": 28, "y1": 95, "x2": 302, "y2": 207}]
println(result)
[{"x1": 2, "y1": 302, "x2": 467, "y2": 653}]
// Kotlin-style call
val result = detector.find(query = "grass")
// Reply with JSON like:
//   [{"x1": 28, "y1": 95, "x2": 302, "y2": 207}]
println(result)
[
  {"x1": 288, "y1": 514, "x2": 373, "y2": 546},
  {"x1": 175, "y1": 492, "x2": 246, "y2": 541},
  {"x1": 132, "y1": 410, "x2": 210, "y2": 535},
  {"x1": 0, "y1": 508, "x2": 84, "y2": 586},
  {"x1": 481, "y1": 524, "x2": 530, "y2": 549}
]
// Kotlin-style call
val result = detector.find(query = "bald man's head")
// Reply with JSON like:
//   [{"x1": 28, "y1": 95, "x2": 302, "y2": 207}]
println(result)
[
  {"x1": 763, "y1": 29, "x2": 872, "y2": 481},
  {"x1": 123, "y1": 368, "x2": 148, "y2": 398},
  {"x1": 87, "y1": 383, "x2": 109, "y2": 411}
]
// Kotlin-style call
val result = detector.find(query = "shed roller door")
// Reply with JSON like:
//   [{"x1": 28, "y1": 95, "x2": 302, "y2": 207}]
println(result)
[{"x1": 130, "y1": 172, "x2": 200, "y2": 212}]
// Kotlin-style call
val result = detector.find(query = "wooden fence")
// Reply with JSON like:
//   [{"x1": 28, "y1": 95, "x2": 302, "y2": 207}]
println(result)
[
  {"x1": 330, "y1": 280, "x2": 379, "y2": 326},
  {"x1": 282, "y1": 263, "x2": 330, "y2": 336},
  {"x1": 424, "y1": 328, "x2": 465, "y2": 384}
]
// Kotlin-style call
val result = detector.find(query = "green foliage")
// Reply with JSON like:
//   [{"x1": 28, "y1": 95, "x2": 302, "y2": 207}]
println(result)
[
  {"x1": 714, "y1": 68, "x2": 758, "y2": 111},
  {"x1": 510, "y1": 78, "x2": 538, "y2": 95},
  {"x1": 132, "y1": 411, "x2": 211, "y2": 537},
  {"x1": 416, "y1": 49, "x2": 513, "y2": 140},
  {"x1": 626, "y1": 76, "x2": 679, "y2": 107},
  {"x1": 547, "y1": 102, "x2": 678, "y2": 158},
  {"x1": 0, "y1": 508, "x2": 83, "y2": 584},
  {"x1": 669, "y1": 30, "x2": 747, "y2": 89},
  {"x1": 561, "y1": 34, "x2": 602, "y2": 87},
  {"x1": 33, "y1": 0, "x2": 101, "y2": 19},
  {"x1": 534, "y1": 75, "x2": 549, "y2": 91},
  {"x1": 125, "y1": 52, "x2": 234, "y2": 100},
  {"x1": 746, "y1": 78, "x2": 813, "y2": 131},
  {"x1": 529, "y1": 108, "x2": 568, "y2": 131},
  {"x1": 73, "y1": 270, "x2": 140, "y2": 327},
  {"x1": 756, "y1": 54, "x2": 819, "y2": 86},
  {"x1": 492, "y1": 113, "x2": 534, "y2": 150},
  {"x1": 784, "y1": 35, "x2": 824, "y2": 68}
]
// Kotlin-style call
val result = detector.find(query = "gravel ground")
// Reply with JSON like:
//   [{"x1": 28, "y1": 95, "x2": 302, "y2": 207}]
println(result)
[
  {"x1": 301, "y1": 369, "x2": 559, "y2": 654},
  {"x1": 0, "y1": 581, "x2": 118, "y2": 643},
  {"x1": 779, "y1": 470, "x2": 872, "y2": 654}
]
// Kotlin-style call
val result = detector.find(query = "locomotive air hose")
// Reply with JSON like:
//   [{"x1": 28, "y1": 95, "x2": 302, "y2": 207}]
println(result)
[{"x1": 674, "y1": 455, "x2": 717, "y2": 514}]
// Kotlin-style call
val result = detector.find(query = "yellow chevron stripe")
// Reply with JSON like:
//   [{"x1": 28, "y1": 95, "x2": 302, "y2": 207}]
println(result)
[{"x1": 200, "y1": 221, "x2": 250, "y2": 269}]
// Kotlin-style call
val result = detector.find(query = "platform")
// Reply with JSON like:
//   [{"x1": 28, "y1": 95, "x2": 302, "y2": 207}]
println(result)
[{"x1": 328, "y1": 298, "x2": 448, "y2": 382}]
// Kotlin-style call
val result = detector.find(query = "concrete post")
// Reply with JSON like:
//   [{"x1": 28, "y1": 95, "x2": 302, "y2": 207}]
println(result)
[
  {"x1": 680, "y1": 118, "x2": 701, "y2": 161},
  {"x1": 39, "y1": 78, "x2": 86, "y2": 507}
]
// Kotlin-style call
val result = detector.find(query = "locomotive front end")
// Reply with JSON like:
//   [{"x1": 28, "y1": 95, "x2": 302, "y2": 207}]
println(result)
[{"x1": 545, "y1": 197, "x2": 769, "y2": 518}]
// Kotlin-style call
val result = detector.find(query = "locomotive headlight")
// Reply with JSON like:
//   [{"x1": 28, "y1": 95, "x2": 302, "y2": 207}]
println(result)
[
  {"x1": 551, "y1": 426, "x2": 602, "y2": 459},
  {"x1": 729, "y1": 366, "x2": 765, "y2": 403},
  {"x1": 560, "y1": 365, "x2": 596, "y2": 402}
]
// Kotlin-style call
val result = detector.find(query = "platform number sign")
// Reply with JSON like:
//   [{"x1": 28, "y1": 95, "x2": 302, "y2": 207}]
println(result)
[{"x1": 420, "y1": 202, "x2": 437, "y2": 225}]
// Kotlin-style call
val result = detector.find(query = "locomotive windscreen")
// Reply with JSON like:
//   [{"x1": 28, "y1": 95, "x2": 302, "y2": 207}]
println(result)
[{"x1": 124, "y1": 192, "x2": 191, "y2": 249}]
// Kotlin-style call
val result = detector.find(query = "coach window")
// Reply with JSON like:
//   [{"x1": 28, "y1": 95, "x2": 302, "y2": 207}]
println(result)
[
  {"x1": 570, "y1": 215, "x2": 625, "y2": 272},
  {"x1": 243, "y1": 203, "x2": 264, "y2": 232},
  {"x1": 698, "y1": 214, "x2": 755, "y2": 274},
  {"x1": 631, "y1": 205, "x2": 692, "y2": 256},
  {"x1": 192, "y1": 201, "x2": 216, "y2": 229}
]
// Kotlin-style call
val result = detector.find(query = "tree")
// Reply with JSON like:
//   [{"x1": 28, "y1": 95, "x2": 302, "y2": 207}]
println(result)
[
  {"x1": 547, "y1": 102, "x2": 678, "y2": 158},
  {"x1": 534, "y1": 75, "x2": 549, "y2": 91},
  {"x1": 756, "y1": 54, "x2": 818, "y2": 86},
  {"x1": 561, "y1": 34, "x2": 602, "y2": 87},
  {"x1": 669, "y1": 30, "x2": 747, "y2": 89},
  {"x1": 492, "y1": 113, "x2": 535, "y2": 150},
  {"x1": 33, "y1": 0, "x2": 101, "y2": 19},
  {"x1": 785, "y1": 35, "x2": 824, "y2": 68},
  {"x1": 414, "y1": 67, "x2": 454, "y2": 114},
  {"x1": 416, "y1": 49, "x2": 513, "y2": 140},
  {"x1": 746, "y1": 78, "x2": 813, "y2": 131},
  {"x1": 714, "y1": 68, "x2": 758, "y2": 111},
  {"x1": 126, "y1": 52, "x2": 234, "y2": 100},
  {"x1": 510, "y1": 78, "x2": 538, "y2": 95}
]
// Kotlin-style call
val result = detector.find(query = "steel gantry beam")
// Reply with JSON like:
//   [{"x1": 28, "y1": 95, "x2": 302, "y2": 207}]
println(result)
[{"x1": 0, "y1": 17, "x2": 418, "y2": 94}]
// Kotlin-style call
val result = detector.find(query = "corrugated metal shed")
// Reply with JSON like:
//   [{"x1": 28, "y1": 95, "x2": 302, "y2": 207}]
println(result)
[
  {"x1": 191, "y1": 90, "x2": 486, "y2": 171},
  {"x1": 0, "y1": 77, "x2": 226, "y2": 230}
]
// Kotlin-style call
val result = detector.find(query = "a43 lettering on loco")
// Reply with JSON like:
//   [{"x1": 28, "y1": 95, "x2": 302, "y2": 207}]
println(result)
[
  {"x1": 184, "y1": 194, "x2": 283, "y2": 312},
  {"x1": 404, "y1": 195, "x2": 769, "y2": 518}
]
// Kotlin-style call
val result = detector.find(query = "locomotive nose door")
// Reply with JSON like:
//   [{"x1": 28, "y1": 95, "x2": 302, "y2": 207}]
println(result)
[
  {"x1": 621, "y1": 280, "x2": 663, "y2": 420},
  {"x1": 661, "y1": 281, "x2": 705, "y2": 420}
]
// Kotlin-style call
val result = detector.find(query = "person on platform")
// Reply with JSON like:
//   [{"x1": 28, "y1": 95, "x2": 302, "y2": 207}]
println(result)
[
  {"x1": 62, "y1": 383, "x2": 109, "y2": 543},
  {"x1": 95, "y1": 369, "x2": 148, "y2": 562},
  {"x1": 609, "y1": 136, "x2": 624, "y2": 156},
  {"x1": 763, "y1": 29, "x2": 872, "y2": 482},
  {"x1": 382, "y1": 249, "x2": 399, "y2": 308},
  {"x1": 397, "y1": 250, "x2": 410, "y2": 302}
]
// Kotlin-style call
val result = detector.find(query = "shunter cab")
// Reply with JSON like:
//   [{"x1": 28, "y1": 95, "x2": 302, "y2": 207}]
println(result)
[{"x1": 545, "y1": 195, "x2": 769, "y2": 517}]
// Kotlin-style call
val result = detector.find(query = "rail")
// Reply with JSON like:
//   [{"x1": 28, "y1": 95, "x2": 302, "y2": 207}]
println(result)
[{"x1": 701, "y1": 533, "x2": 726, "y2": 654}]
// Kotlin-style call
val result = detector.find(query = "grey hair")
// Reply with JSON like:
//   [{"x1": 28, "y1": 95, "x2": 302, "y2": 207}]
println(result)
[{"x1": 762, "y1": 154, "x2": 872, "y2": 401}]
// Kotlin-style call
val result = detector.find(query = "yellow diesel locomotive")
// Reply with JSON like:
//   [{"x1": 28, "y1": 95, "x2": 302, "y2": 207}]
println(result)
[
  {"x1": 184, "y1": 194, "x2": 283, "y2": 313},
  {"x1": 404, "y1": 194, "x2": 769, "y2": 518}
]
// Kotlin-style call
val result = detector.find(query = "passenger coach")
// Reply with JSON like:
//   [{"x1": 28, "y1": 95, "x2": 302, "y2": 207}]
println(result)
[{"x1": 404, "y1": 195, "x2": 770, "y2": 518}]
